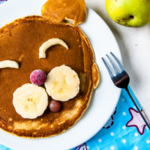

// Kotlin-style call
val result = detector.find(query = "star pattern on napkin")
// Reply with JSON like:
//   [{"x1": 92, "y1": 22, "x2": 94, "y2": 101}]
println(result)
[
  {"x1": 126, "y1": 108, "x2": 147, "y2": 135},
  {"x1": 0, "y1": 0, "x2": 7, "y2": 4},
  {"x1": 75, "y1": 143, "x2": 87, "y2": 150}
]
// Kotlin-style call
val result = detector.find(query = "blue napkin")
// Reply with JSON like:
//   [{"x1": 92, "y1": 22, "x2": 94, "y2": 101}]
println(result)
[
  {"x1": 72, "y1": 87, "x2": 150, "y2": 150},
  {"x1": 0, "y1": 1, "x2": 150, "y2": 150}
]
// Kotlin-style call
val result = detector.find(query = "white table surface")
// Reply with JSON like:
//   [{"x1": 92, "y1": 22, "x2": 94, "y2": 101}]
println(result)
[{"x1": 85, "y1": 0, "x2": 150, "y2": 120}]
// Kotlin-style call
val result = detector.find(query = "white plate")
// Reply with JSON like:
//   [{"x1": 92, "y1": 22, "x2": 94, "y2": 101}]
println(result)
[{"x1": 0, "y1": 1, "x2": 121, "y2": 150}]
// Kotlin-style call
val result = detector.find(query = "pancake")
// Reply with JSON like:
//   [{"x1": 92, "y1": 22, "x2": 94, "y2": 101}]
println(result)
[
  {"x1": 0, "y1": 16, "x2": 99, "y2": 138},
  {"x1": 41, "y1": 0, "x2": 86, "y2": 25}
]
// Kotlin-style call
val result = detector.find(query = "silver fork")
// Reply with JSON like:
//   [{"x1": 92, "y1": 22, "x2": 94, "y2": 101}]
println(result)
[{"x1": 102, "y1": 52, "x2": 150, "y2": 129}]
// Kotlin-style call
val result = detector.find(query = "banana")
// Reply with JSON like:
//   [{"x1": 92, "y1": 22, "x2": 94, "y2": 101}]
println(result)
[
  {"x1": 13, "y1": 83, "x2": 48, "y2": 119},
  {"x1": 39, "y1": 38, "x2": 69, "y2": 59},
  {"x1": 45, "y1": 65, "x2": 80, "y2": 101},
  {"x1": 0, "y1": 60, "x2": 19, "y2": 69}
]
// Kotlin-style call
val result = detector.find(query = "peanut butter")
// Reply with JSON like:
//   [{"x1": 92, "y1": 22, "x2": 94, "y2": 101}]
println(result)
[{"x1": 41, "y1": 0, "x2": 86, "y2": 25}]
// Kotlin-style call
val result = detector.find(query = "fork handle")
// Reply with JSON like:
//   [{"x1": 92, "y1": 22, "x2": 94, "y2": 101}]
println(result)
[{"x1": 125, "y1": 87, "x2": 150, "y2": 130}]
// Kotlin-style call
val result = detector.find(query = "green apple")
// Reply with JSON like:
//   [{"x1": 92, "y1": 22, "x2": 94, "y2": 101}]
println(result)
[{"x1": 105, "y1": 0, "x2": 150, "y2": 27}]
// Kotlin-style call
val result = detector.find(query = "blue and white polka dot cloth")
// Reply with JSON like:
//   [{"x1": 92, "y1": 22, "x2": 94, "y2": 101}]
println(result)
[
  {"x1": 0, "y1": 1, "x2": 150, "y2": 150},
  {"x1": 72, "y1": 87, "x2": 150, "y2": 150}
]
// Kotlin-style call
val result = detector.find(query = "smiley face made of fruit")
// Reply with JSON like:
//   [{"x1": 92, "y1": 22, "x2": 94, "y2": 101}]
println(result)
[{"x1": 1, "y1": 38, "x2": 80, "y2": 119}]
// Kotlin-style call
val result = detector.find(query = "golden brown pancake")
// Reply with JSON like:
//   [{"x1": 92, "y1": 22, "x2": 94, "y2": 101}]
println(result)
[
  {"x1": 0, "y1": 16, "x2": 99, "y2": 138},
  {"x1": 41, "y1": 0, "x2": 86, "y2": 25}
]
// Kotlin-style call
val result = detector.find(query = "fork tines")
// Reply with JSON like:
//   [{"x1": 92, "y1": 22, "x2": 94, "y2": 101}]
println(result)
[{"x1": 102, "y1": 52, "x2": 124, "y2": 77}]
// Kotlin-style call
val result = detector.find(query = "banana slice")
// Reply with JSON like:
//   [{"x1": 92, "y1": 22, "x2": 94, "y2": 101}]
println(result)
[
  {"x1": 45, "y1": 65, "x2": 80, "y2": 101},
  {"x1": 39, "y1": 38, "x2": 69, "y2": 59},
  {"x1": 13, "y1": 83, "x2": 48, "y2": 119},
  {"x1": 0, "y1": 60, "x2": 19, "y2": 69}
]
